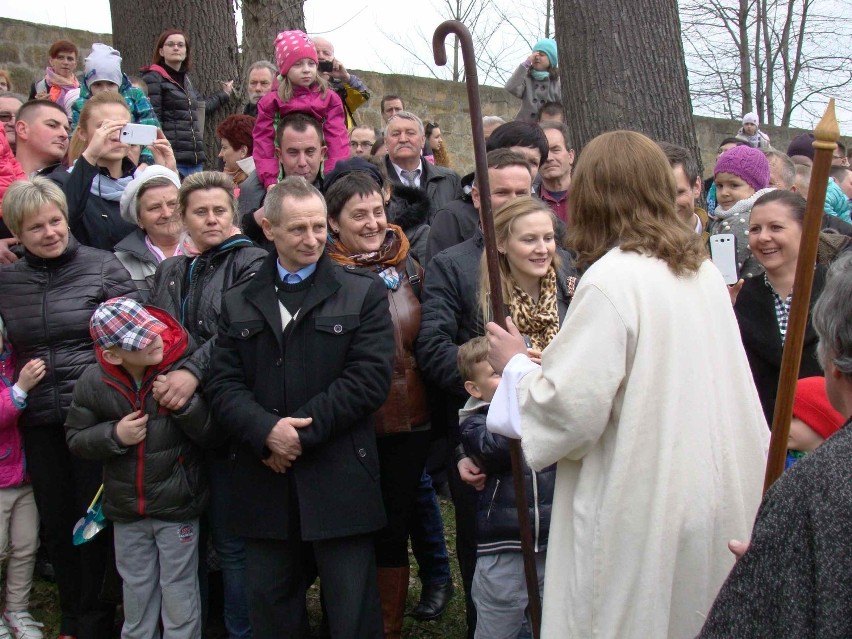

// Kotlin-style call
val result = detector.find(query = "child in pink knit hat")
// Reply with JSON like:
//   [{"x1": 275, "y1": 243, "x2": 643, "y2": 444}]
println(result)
[
  {"x1": 708, "y1": 145, "x2": 774, "y2": 279},
  {"x1": 252, "y1": 30, "x2": 349, "y2": 189}
]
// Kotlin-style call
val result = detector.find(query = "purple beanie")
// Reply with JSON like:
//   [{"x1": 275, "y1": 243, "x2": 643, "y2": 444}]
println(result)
[{"x1": 714, "y1": 145, "x2": 770, "y2": 191}]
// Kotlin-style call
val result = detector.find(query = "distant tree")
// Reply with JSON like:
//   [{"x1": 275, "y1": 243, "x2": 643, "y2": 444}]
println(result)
[
  {"x1": 680, "y1": 0, "x2": 852, "y2": 126},
  {"x1": 110, "y1": 0, "x2": 241, "y2": 167},
  {"x1": 240, "y1": 0, "x2": 306, "y2": 72},
  {"x1": 554, "y1": 0, "x2": 701, "y2": 168}
]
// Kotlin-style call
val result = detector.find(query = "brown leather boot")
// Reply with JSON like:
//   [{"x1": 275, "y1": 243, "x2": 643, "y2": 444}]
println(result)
[{"x1": 377, "y1": 566, "x2": 409, "y2": 639}]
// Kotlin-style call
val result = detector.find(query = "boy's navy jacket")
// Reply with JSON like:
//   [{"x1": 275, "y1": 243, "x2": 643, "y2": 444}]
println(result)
[
  {"x1": 65, "y1": 306, "x2": 218, "y2": 523},
  {"x1": 460, "y1": 399, "x2": 555, "y2": 556}
]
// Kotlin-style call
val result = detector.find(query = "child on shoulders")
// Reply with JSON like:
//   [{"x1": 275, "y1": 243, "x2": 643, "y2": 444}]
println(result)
[
  {"x1": 735, "y1": 113, "x2": 771, "y2": 150},
  {"x1": 252, "y1": 30, "x2": 348, "y2": 188}
]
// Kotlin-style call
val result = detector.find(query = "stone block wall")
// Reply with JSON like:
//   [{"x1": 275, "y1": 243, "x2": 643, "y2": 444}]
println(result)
[{"x1": 0, "y1": 16, "x2": 846, "y2": 177}]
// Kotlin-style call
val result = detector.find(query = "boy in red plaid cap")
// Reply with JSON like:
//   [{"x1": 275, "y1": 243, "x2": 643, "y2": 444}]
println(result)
[{"x1": 65, "y1": 297, "x2": 218, "y2": 639}]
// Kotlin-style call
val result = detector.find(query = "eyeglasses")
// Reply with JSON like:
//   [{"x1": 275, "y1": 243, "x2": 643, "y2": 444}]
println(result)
[
  {"x1": 164, "y1": 41, "x2": 186, "y2": 49},
  {"x1": 0, "y1": 112, "x2": 15, "y2": 123},
  {"x1": 350, "y1": 140, "x2": 374, "y2": 149}
]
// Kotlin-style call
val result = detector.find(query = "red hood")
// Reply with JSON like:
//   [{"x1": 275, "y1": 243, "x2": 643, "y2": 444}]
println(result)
[
  {"x1": 140, "y1": 64, "x2": 175, "y2": 82},
  {"x1": 94, "y1": 306, "x2": 189, "y2": 390}
]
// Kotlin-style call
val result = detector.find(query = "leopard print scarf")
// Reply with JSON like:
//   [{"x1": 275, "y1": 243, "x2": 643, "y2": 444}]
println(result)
[{"x1": 507, "y1": 267, "x2": 560, "y2": 351}]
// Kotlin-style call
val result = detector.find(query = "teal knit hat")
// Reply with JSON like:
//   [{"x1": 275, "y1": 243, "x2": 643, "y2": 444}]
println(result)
[{"x1": 533, "y1": 39, "x2": 558, "y2": 68}]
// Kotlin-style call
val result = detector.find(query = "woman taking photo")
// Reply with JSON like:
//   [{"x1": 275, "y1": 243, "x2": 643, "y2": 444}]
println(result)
[
  {"x1": 115, "y1": 165, "x2": 183, "y2": 300},
  {"x1": 485, "y1": 130, "x2": 769, "y2": 638},
  {"x1": 150, "y1": 171, "x2": 265, "y2": 639},
  {"x1": 141, "y1": 29, "x2": 233, "y2": 178},
  {"x1": 0, "y1": 178, "x2": 138, "y2": 638},
  {"x1": 734, "y1": 189, "x2": 825, "y2": 424},
  {"x1": 323, "y1": 168, "x2": 430, "y2": 638},
  {"x1": 504, "y1": 39, "x2": 561, "y2": 123},
  {"x1": 54, "y1": 91, "x2": 175, "y2": 251}
]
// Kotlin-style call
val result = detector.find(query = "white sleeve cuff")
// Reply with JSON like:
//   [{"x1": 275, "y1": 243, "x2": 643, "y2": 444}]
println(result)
[{"x1": 486, "y1": 353, "x2": 539, "y2": 439}]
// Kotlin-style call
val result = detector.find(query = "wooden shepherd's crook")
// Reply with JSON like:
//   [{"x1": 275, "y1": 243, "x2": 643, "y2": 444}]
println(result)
[
  {"x1": 764, "y1": 99, "x2": 840, "y2": 492},
  {"x1": 432, "y1": 20, "x2": 542, "y2": 639}
]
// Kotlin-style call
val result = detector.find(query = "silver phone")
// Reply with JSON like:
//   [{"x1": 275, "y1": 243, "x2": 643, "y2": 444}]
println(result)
[
  {"x1": 710, "y1": 233, "x2": 738, "y2": 285},
  {"x1": 120, "y1": 123, "x2": 157, "y2": 146}
]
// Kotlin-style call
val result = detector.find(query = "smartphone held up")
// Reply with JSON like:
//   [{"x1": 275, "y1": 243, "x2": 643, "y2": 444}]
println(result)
[{"x1": 120, "y1": 123, "x2": 158, "y2": 146}]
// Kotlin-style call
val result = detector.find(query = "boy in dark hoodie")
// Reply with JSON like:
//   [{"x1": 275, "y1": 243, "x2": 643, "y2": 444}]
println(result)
[
  {"x1": 457, "y1": 336, "x2": 555, "y2": 639},
  {"x1": 65, "y1": 297, "x2": 214, "y2": 639}
]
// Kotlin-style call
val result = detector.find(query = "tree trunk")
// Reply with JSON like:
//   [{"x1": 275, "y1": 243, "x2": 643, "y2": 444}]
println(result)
[
  {"x1": 554, "y1": 0, "x2": 702, "y2": 173},
  {"x1": 241, "y1": 0, "x2": 305, "y2": 72},
  {"x1": 110, "y1": 0, "x2": 241, "y2": 169},
  {"x1": 737, "y1": 0, "x2": 753, "y2": 115}
]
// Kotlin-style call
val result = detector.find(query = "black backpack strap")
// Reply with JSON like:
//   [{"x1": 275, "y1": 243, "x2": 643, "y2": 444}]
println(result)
[{"x1": 405, "y1": 255, "x2": 422, "y2": 301}]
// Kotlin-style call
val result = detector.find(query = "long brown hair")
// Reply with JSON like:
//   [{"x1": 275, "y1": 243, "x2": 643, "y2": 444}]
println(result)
[
  {"x1": 478, "y1": 196, "x2": 561, "y2": 322},
  {"x1": 567, "y1": 130, "x2": 706, "y2": 276}
]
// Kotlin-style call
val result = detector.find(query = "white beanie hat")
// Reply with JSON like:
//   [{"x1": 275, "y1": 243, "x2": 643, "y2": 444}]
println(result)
[
  {"x1": 742, "y1": 112, "x2": 759, "y2": 127},
  {"x1": 84, "y1": 43, "x2": 123, "y2": 89},
  {"x1": 120, "y1": 165, "x2": 181, "y2": 225}
]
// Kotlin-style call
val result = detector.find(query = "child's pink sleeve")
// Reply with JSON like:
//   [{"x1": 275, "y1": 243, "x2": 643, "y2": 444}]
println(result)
[
  {"x1": 252, "y1": 93, "x2": 280, "y2": 189},
  {"x1": 0, "y1": 386, "x2": 23, "y2": 433},
  {"x1": 0, "y1": 130, "x2": 25, "y2": 219},
  {"x1": 322, "y1": 91, "x2": 349, "y2": 175}
]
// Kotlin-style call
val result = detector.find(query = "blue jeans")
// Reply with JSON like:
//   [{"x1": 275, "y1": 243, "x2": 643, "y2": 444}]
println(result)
[
  {"x1": 177, "y1": 163, "x2": 204, "y2": 179},
  {"x1": 206, "y1": 455, "x2": 252, "y2": 639},
  {"x1": 409, "y1": 471, "x2": 451, "y2": 586}
]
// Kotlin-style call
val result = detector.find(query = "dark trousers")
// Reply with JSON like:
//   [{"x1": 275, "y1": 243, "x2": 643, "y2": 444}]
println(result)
[
  {"x1": 448, "y1": 441, "x2": 479, "y2": 639},
  {"x1": 244, "y1": 535, "x2": 381, "y2": 639},
  {"x1": 374, "y1": 429, "x2": 431, "y2": 567},
  {"x1": 409, "y1": 471, "x2": 452, "y2": 585},
  {"x1": 23, "y1": 424, "x2": 115, "y2": 638}
]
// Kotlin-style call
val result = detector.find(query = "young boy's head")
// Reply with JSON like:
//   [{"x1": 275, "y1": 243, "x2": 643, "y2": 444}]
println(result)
[
  {"x1": 713, "y1": 144, "x2": 770, "y2": 210},
  {"x1": 742, "y1": 112, "x2": 759, "y2": 137},
  {"x1": 789, "y1": 376, "x2": 845, "y2": 452},
  {"x1": 458, "y1": 336, "x2": 501, "y2": 403},
  {"x1": 90, "y1": 297, "x2": 167, "y2": 378}
]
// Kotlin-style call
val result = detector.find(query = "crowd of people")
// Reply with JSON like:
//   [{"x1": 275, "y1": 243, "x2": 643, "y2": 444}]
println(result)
[{"x1": 0, "y1": 26, "x2": 849, "y2": 639}]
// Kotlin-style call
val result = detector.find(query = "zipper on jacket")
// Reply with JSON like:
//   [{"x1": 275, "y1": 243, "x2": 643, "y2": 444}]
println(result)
[
  {"x1": 532, "y1": 471, "x2": 540, "y2": 552},
  {"x1": 40, "y1": 269, "x2": 61, "y2": 424},
  {"x1": 133, "y1": 384, "x2": 146, "y2": 516},
  {"x1": 487, "y1": 478, "x2": 500, "y2": 520}
]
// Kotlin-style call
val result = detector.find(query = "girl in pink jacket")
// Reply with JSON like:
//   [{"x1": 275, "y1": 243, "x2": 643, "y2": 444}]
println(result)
[
  {"x1": 0, "y1": 316, "x2": 46, "y2": 638},
  {"x1": 252, "y1": 30, "x2": 348, "y2": 188}
]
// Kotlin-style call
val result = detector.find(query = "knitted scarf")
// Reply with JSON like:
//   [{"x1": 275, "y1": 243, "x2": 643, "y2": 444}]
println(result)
[
  {"x1": 713, "y1": 188, "x2": 775, "y2": 222},
  {"x1": 44, "y1": 66, "x2": 79, "y2": 104},
  {"x1": 89, "y1": 172, "x2": 135, "y2": 201},
  {"x1": 507, "y1": 267, "x2": 559, "y2": 351},
  {"x1": 326, "y1": 225, "x2": 409, "y2": 290}
]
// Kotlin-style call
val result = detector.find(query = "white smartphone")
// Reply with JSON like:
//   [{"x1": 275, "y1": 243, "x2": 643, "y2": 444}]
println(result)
[
  {"x1": 710, "y1": 233, "x2": 739, "y2": 285},
  {"x1": 120, "y1": 123, "x2": 157, "y2": 146}
]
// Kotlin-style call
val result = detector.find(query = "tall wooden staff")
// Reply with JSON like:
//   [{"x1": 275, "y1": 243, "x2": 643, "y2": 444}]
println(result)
[
  {"x1": 432, "y1": 21, "x2": 542, "y2": 639},
  {"x1": 764, "y1": 99, "x2": 839, "y2": 492}
]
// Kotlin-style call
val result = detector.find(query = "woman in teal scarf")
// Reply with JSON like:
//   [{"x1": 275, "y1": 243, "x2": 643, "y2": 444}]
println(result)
[{"x1": 504, "y1": 38, "x2": 562, "y2": 122}]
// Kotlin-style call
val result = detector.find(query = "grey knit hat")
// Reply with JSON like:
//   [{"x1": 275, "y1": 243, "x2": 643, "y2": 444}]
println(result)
[{"x1": 84, "y1": 43, "x2": 124, "y2": 89}]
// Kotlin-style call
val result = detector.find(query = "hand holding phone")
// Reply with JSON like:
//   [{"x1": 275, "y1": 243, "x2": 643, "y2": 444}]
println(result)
[{"x1": 710, "y1": 233, "x2": 739, "y2": 285}]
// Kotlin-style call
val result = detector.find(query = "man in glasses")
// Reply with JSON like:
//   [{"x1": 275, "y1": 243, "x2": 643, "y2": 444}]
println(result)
[
  {"x1": 0, "y1": 92, "x2": 23, "y2": 152},
  {"x1": 348, "y1": 125, "x2": 376, "y2": 158}
]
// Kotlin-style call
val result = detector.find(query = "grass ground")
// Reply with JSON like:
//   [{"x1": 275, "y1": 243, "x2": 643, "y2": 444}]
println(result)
[{"x1": 30, "y1": 496, "x2": 467, "y2": 638}]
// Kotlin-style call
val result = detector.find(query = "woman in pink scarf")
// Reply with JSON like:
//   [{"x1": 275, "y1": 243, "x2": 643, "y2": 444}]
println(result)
[{"x1": 29, "y1": 40, "x2": 80, "y2": 117}]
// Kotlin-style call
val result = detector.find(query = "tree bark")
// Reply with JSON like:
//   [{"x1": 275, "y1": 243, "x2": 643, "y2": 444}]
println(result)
[
  {"x1": 554, "y1": 0, "x2": 702, "y2": 173},
  {"x1": 110, "y1": 0, "x2": 241, "y2": 168},
  {"x1": 241, "y1": 0, "x2": 306, "y2": 73},
  {"x1": 737, "y1": 0, "x2": 753, "y2": 115}
]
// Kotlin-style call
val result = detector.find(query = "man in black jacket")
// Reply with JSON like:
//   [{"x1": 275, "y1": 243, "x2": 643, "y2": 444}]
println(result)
[
  {"x1": 207, "y1": 176, "x2": 394, "y2": 639},
  {"x1": 383, "y1": 111, "x2": 461, "y2": 217}
]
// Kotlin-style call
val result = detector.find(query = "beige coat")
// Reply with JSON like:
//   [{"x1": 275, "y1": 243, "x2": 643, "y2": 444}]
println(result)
[{"x1": 489, "y1": 248, "x2": 770, "y2": 638}]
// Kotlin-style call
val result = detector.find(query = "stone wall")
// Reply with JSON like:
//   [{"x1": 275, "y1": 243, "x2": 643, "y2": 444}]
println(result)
[{"x1": 1, "y1": 16, "x2": 846, "y2": 177}]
